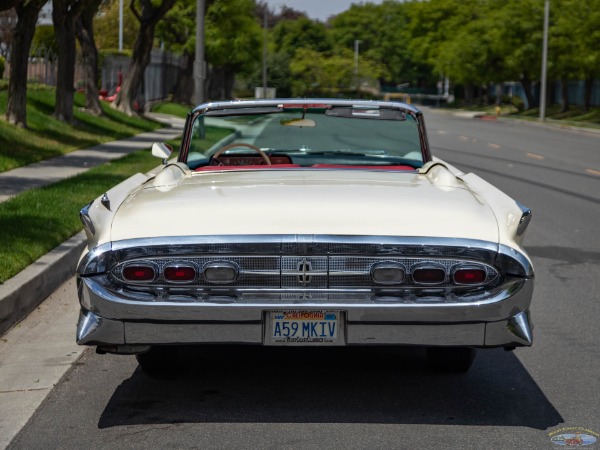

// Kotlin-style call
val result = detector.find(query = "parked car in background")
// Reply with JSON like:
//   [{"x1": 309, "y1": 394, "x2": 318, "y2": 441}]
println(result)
[{"x1": 76, "y1": 99, "x2": 534, "y2": 374}]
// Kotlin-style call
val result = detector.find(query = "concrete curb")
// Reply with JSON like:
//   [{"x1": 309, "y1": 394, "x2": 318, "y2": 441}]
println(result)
[{"x1": 0, "y1": 231, "x2": 87, "y2": 337}]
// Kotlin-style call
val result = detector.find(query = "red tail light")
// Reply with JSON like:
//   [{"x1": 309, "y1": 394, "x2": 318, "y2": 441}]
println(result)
[
  {"x1": 164, "y1": 265, "x2": 196, "y2": 282},
  {"x1": 123, "y1": 265, "x2": 156, "y2": 282},
  {"x1": 453, "y1": 268, "x2": 486, "y2": 284},
  {"x1": 412, "y1": 267, "x2": 446, "y2": 284}
]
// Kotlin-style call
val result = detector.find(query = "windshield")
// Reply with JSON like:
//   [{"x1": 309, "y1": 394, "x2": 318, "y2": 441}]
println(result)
[{"x1": 184, "y1": 103, "x2": 426, "y2": 170}]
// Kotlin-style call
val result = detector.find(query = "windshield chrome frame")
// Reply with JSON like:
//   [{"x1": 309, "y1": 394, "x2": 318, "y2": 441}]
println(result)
[{"x1": 177, "y1": 99, "x2": 431, "y2": 165}]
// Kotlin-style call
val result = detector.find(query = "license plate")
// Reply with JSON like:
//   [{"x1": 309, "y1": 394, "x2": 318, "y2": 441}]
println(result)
[{"x1": 266, "y1": 310, "x2": 343, "y2": 345}]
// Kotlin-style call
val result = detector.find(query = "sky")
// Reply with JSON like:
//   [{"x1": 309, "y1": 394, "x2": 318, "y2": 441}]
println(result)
[{"x1": 264, "y1": 0, "x2": 385, "y2": 22}]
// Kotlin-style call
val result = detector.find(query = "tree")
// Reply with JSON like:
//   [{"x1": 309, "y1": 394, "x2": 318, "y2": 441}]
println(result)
[
  {"x1": 272, "y1": 17, "x2": 330, "y2": 55},
  {"x1": 93, "y1": 0, "x2": 138, "y2": 50},
  {"x1": 552, "y1": 0, "x2": 600, "y2": 111},
  {"x1": 0, "y1": 8, "x2": 18, "y2": 58},
  {"x1": 289, "y1": 47, "x2": 386, "y2": 97},
  {"x1": 155, "y1": 0, "x2": 200, "y2": 104},
  {"x1": 5, "y1": 0, "x2": 47, "y2": 128},
  {"x1": 204, "y1": 0, "x2": 262, "y2": 100},
  {"x1": 158, "y1": 0, "x2": 261, "y2": 102},
  {"x1": 52, "y1": 0, "x2": 85, "y2": 122},
  {"x1": 114, "y1": 0, "x2": 175, "y2": 115},
  {"x1": 75, "y1": 0, "x2": 103, "y2": 115},
  {"x1": 485, "y1": 0, "x2": 544, "y2": 109}
]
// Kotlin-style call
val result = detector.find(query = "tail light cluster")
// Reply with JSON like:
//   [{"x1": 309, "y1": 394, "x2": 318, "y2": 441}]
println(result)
[
  {"x1": 121, "y1": 259, "x2": 492, "y2": 287},
  {"x1": 121, "y1": 261, "x2": 239, "y2": 284},
  {"x1": 371, "y1": 263, "x2": 490, "y2": 286}
]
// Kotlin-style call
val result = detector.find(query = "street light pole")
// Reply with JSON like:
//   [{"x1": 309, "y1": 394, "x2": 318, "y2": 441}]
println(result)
[
  {"x1": 118, "y1": 0, "x2": 123, "y2": 52},
  {"x1": 354, "y1": 40, "x2": 361, "y2": 93},
  {"x1": 262, "y1": 8, "x2": 268, "y2": 98},
  {"x1": 354, "y1": 40, "x2": 361, "y2": 77},
  {"x1": 539, "y1": 0, "x2": 549, "y2": 121},
  {"x1": 194, "y1": 0, "x2": 205, "y2": 105}
]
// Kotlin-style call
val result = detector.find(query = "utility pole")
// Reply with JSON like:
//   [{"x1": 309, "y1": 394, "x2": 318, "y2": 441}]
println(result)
[
  {"x1": 262, "y1": 7, "x2": 268, "y2": 99},
  {"x1": 539, "y1": 0, "x2": 549, "y2": 121},
  {"x1": 194, "y1": 0, "x2": 206, "y2": 105},
  {"x1": 354, "y1": 40, "x2": 361, "y2": 93},
  {"x1": 118, "y1": 0, "x2": 123, "y2": 52}
]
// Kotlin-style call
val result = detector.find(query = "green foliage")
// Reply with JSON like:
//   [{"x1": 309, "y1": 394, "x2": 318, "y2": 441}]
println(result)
[
  {"x1": 158, "y1": 0, "x2": 261, "y2": 74},
  {"x1": 0, "y1": 88, "x2": 160, "y2": 172},
  {"x1": 0, "y1": 55, "x2": 4, "y2": 79},
  {"x1": 0, "y1": 123, "x2": 233, "y2": 283},
  {"x1": 94, "y1": 0, "x2": 139, "y2": 50},
  {"x1": 31, "y1": 25, "x2": 57, "y2": 57},
  {"x1": 272, "y1": 17, "x2": 331, "y2": 55},
  {"x1": 150, "y1": 101, "x2": 191, "y2": 117},
  {"x1": 289, "y1": 48, "x2": 386, "y2": 97},
  {"x1": 205, "y1": 0, "x2": 262, "y2": 72},
  {"x1": 157, "y1": 0, "x2": 196, "y2": 55}
]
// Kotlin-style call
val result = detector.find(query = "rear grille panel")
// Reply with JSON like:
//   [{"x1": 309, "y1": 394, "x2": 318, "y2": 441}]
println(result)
[{"x1": 110, "y1": 254, "x2": 499, "y2": 289}]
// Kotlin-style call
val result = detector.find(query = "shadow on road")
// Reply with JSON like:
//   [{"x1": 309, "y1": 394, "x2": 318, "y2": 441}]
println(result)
[{"x1": 98, "y1": 346, "x2": 561, "y2": 430}]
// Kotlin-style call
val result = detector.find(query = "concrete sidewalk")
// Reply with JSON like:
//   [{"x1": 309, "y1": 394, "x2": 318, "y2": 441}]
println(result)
[
  {"x1": 0, "y1": 113, "x2": 185, "y2": 203},
  {"x1": 0, "y1": 113, "x2": 185, "y2": 336}
]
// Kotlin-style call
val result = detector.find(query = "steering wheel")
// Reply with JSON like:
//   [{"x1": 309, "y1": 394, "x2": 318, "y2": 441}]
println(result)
[{"x1": 212, "y1": 143, "x2": 271, "y2": 165}]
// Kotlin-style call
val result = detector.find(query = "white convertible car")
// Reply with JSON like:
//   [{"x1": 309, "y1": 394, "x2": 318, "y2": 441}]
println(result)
[{"x1": 76, "y1": 99, "x2": 534, "y2": 374}]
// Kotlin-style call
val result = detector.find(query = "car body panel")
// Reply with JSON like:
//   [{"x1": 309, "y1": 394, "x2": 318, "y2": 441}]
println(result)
[
  {"x1": 110, "y1": 165, "x2": 500, "y2": 243},
  {"x1": 76, "y1": 99, "x2": 534, "y2": 366}
]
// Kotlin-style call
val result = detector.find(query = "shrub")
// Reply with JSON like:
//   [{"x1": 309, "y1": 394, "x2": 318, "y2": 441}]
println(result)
[{"x1": 0, "y1": 56, "x2": 5, "y2": 79}]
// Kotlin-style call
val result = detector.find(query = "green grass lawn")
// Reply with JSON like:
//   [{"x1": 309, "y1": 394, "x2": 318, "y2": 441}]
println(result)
[
  {"x1": 0, "y1": 85, "x2": 162, "y2": 173},
  {"x1": 0, "y1": 91, "x2": 236, "y2": 283},
  {"x1": 151, "y1": 101, "x2": 192, "y2": 118},
  {"x1": 0, "y1": 126, "x2": 228, "y2": 283}
]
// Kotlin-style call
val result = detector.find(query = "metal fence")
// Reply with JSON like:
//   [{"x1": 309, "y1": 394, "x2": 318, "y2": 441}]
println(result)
[
  {"x1": 3, "y1": 48, "x2": 184, "y2": 107},
  {"x1": 101, "y1": 49, "x2": 185, "y2": 106}
]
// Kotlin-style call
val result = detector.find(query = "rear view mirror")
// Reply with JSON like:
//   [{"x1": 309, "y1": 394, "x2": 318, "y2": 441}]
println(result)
[
  {"x1": 151, "y1": 142, "x2": 173, "y2": 164},
  {"x1": 280, "y1": 118, "x2": 316, "y2": 127}
]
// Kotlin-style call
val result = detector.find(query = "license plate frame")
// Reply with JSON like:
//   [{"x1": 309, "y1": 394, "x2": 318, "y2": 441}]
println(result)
[{"x1": 265, "y1": 310, "x2": 345, "y2": 346}]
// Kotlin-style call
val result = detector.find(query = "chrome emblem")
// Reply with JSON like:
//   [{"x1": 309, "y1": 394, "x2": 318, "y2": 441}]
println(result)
[{"x1": 297, "y1": 258, "x2": 312, "y2": 285}]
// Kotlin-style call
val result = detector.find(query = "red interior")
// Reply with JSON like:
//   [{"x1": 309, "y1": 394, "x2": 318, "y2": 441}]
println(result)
[{"x1": 195, "y1": 164, "x2": 415, "y2": 172}]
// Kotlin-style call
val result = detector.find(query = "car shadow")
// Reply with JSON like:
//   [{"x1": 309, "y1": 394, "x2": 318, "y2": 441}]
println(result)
[{"x1": 98, "y1": 346, "x2": 562, "y2": 430}]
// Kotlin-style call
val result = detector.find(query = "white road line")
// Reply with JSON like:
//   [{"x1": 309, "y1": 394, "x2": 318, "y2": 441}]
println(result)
[
  {"x1": 488, "y1": 143, "x2": 501, "y2": 150},
  {"x1": 585, "y1": 169, "x2": 600, "y2": 176},
  {"x1": 526, "y1": 153, "x2": 545, "y2": 160}
]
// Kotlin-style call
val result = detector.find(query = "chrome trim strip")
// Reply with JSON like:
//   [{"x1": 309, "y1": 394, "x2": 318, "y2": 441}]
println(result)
[
  {"x1": 516, "y1": 202, "x2": 532, "y2": 237},
  {"x1": 76, "y1": 309, "x2": 532, "y2": 348},
  {"x1": 191, "y1": 99, "x2": 422, "y2": 116},
  {"x1": 497, "y1": 244, "x2": 534, "y2": 277},
  {"x1": 78, "y1": 276, "x2": 533, "y2": 324},
  {"x1": 79, "y1": 201, "x2": 95, "y2": 236},
  {"x1": 78, "y1": 242, "x2": 113, "y2": 275},
  {"x1": 109, "y1": 234, "x2": 500, "y2": 254}
]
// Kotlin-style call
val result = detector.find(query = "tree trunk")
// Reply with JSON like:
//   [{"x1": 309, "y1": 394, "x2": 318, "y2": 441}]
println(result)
[
  {"x1": 560, "y1": 77, "x2": 569, "y2": 113},
  {"x1": 75, "y1": 0, "x2": 103, "y2": 115},
  {"x1": 464, "y1": 83, "x2": 473, "y2": 106},
  {"x1": 520, "y1": 74, "x2": 535, "y2": 110},
  {"x1": 5, "y1": 0, "x2": 46, "y2": 127},
  {"x1": 52, "y1": 0, "x2": 84, "y2": 123},
  {"x1": 495, "y1": 82, "x2": 503, "y2": 105},
  {"x1": 114, "y1": 0, "x2": 175, "y2": 115},
  {"x1": 583, "y1": 76, "x2": 594, "y2": 113}
]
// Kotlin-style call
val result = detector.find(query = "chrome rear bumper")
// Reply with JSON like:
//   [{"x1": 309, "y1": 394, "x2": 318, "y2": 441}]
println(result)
[{"x1": 77, "y1": 276, "x2": 533, "y2": 350}]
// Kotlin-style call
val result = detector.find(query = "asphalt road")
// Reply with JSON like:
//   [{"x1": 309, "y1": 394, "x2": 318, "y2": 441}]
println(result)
[{"x1": 7, "y1": 109, "x2": 600, "y2": 449}]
